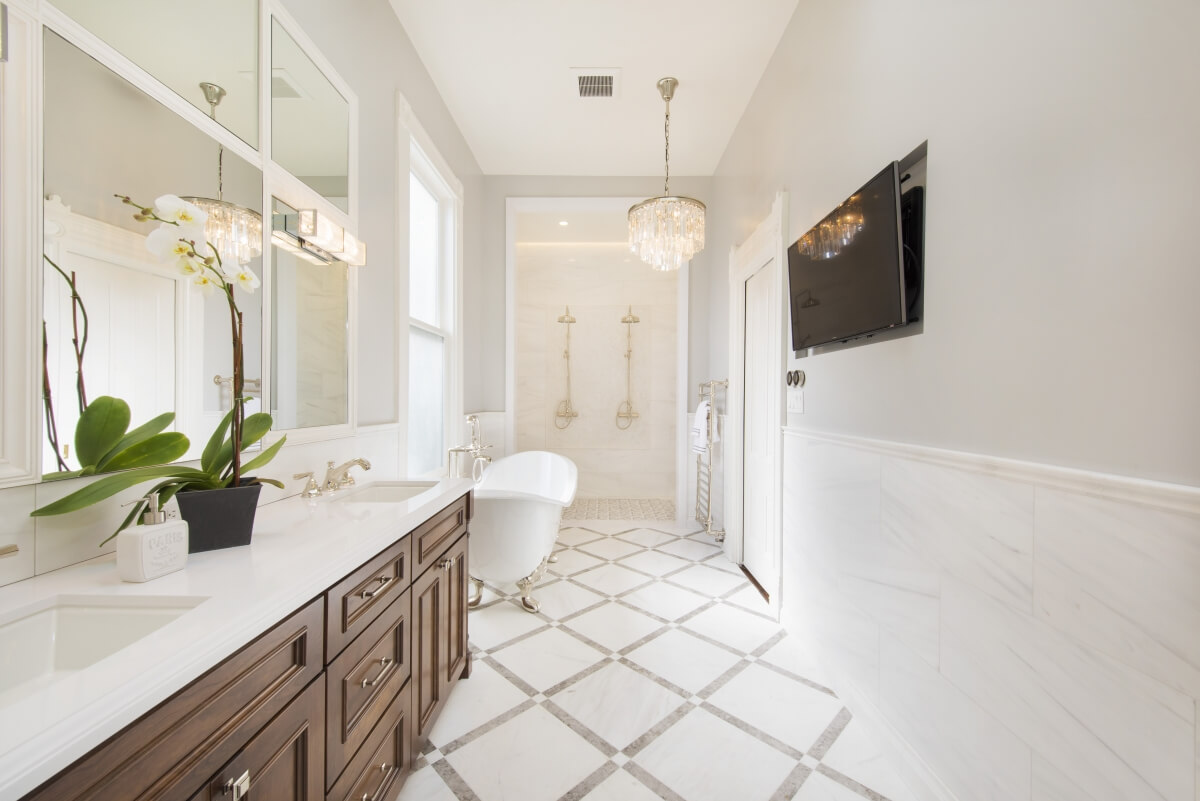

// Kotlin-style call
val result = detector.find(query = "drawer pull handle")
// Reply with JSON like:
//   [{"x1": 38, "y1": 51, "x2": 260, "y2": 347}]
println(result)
[
  {"x1": 361, "y1": 763, "x2": 391, "y2": 801},
  {"x1": 360, "y1": 575, "x2": 393, "y2": 599},
  {"x1": 440, "y1": 555, "x2": 455, "y2": 571},
  {"x1": 361, "y1": 657, "x2": 393, "y2": 688},
  {"x1": 222, "y1": 770, "x2": 251, "y2": 800}
]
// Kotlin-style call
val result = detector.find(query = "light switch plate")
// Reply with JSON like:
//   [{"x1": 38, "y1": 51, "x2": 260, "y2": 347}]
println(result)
[{"x1": 787, "y1": 388, "x2": 804, "y2": 413}]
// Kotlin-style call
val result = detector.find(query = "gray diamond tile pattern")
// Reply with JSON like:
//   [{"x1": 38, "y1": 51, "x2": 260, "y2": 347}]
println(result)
[{"x1": 400, "y1": 520, "x2": 915, "y2": 801}]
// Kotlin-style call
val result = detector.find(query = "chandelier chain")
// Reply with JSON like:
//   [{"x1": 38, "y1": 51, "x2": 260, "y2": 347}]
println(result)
[{"x1": 663, "y1": 98, "x2": 670, "y2": 196}]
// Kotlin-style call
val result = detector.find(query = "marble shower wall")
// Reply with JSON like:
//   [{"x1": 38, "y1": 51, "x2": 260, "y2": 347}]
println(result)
[
  {"x1": 515, "y1": 244, "x2": 676, "y2": 499},
  {"x1": 780, "y1": 428, "x2": 1200, "y2": 801}
]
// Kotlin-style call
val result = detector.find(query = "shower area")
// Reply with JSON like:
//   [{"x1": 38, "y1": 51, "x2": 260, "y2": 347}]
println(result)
[{"x1": 512, "y1": 203, "x2": 679, "y2": 516}]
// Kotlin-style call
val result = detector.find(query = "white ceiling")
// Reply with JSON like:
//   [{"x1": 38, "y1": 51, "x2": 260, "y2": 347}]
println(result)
[{"x1": 388, "y1": 0, "x2": 801, "y2": 176}]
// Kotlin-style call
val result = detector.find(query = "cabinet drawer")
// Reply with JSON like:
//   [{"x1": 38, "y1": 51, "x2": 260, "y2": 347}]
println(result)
[
  {"x1": 326, "y1": 687, "x2": 411, "y2": 801},
  {"x1": 25, "y1": 599, "x2": 323, "y2": 801},
  {"x1": 325, "y1": 535, "x2": 411, "y2": 662},
  {"x1": 326, "y1": 588, "x2": 411, "y2": 789},
  {"x1": 412, "y1": 495, "x2": 468, "y2": 577}
]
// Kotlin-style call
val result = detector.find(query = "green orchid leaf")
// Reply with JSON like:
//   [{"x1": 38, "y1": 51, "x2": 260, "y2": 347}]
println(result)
[
  {"x1": 239, "y1": 413, "x2": 275, "y2": 451},
  {"x1": 240, "y1": 436, "x2": 286, "y2": 474},
  {"x1": 100, "y1": 432, "x2": 190, "y2": 472},
  {"x1": 97, "y1": 411, "x2": 176, "y2": 471},
  {"x1": 30, "y1": 465, "x2": 211, "y2": 517},
  {"x1": 41, "y1": 469, "x2": 83, "y2": 481},
  {"x1": 80, "y1": 465, "x2": 97, "y2": 476},
  {"x1": 201, "y1": 408, "x2": 235, "y2": 473},
  {"x1": 255, "y1": 477, "x2": 285, "y2": 489},
  {"x1": 75, "y1": 396, "x2": 131, "y2": 468}
]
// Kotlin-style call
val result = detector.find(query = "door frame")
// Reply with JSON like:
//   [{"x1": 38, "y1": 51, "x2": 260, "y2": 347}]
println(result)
[
  {"x1": 725, "y1": 191, "x2": 788, "y2": 611},
  {"x1": 503, "y1": 197, "x2": 690, "y2": 519}
]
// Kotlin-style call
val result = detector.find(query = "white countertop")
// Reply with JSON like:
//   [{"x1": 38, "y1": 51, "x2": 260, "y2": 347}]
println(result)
[{"x1": 0, "y1": 478, "x2": 473, "y2": 801}]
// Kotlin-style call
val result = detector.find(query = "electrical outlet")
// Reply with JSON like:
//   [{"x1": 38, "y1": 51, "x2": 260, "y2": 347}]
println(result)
[{"x1": 787, "y1": 388, "x2": 804, "y2": 414}]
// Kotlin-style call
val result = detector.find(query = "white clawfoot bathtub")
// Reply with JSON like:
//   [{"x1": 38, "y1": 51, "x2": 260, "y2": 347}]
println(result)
[{"x1": 469, "y1": 451, "x2": 577, "y2": 613}]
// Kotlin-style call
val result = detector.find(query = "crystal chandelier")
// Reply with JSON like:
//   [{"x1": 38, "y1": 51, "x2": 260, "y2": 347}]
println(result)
[
  {"x1": 796, "y1": 193, "x2": 864, "y2": 260},
  {"x1": 628, "y1": 77, "x2": 705, "y2": 272},
  {"x1": 181, "y1": 83, "x2": 263, "y2": 268}
]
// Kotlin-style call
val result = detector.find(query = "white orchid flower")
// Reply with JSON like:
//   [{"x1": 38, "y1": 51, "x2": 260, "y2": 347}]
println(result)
[
  {"x1": 146, "y1": 225, "x2": 196, "y2": 260},
  {"x1": 154, "y1": 195, "x2": 208, "y2": 231},
  {"x1": 192, "y1": 272, "x2": 218, "y2": 296},
  {"x1": 176, "y1": 254, "x2": 205, "y2": 276},
  {"x1": 231, "y1": 266, "x2": 261, "y2": 293}
]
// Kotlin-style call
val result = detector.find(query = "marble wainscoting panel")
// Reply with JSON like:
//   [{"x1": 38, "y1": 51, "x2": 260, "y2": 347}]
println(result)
[
  {"x1": 882, "y1": 455, "x2": 1035, "y2": 613},
  {"x1": 1033, "y1": 487, "x2": 1200, "y2": 699},
  {"x1": 575, "y1": 470, "x2": 674, "y2": 500},
  {"x1": 0, "y1": 485, "x2": 36, "y2": 587},
  {"x1": 879, "y1": 633, "x2": 1032, "y2": 801},
  {"x1": 941, "y1": 578, "x2": 1195, "y2": 801}
]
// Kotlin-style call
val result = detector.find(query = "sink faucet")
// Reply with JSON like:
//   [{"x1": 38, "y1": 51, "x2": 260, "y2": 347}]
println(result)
[{"x1": 323, "y1": 458, "x2": 371, "y2": 492}]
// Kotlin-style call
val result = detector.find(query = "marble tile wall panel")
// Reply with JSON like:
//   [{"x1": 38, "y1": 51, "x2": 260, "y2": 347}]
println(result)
[
  {"x1": 1031, "y1": 756, "x2": 1100, "y2": 801},
  {"x1": 882, "y1": 456, "x2": 1035, "y2": 612},
  {"x1": 0, "y1": 485, "x2": 36, "y2": 587},
  {"x1": 879, "y1": 633, "x2": 1032, "y2": 801},
  {"x1": 1033, "y1": 487, "x2": 1200, "y2": 698},
  {"x1": 941, "y1": 578, "x2": 1194, "y2": 801}
]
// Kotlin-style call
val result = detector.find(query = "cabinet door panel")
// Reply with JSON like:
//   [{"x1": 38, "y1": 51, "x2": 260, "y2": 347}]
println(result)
[
  {"x1": 204, "y1": 675, "x2": 325, "y2": 801},
  {"x1": 444, "y1": 536, "x2": 469, "y2": 686},
  {"x1": 411, "y1": 562, "x2": 443, "y2": 741},
  {"x1": 412, "y1": 497, "x2": 467, "y2": 576}
]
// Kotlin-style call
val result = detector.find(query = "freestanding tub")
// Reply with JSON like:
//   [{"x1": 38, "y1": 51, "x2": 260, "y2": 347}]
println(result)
[{"x1": 469, "y1": 451, "x2": 577, "y2": 613}]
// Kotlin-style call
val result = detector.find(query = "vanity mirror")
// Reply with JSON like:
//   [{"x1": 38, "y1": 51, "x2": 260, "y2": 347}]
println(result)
[
  {"x1": 42, "y1": 30, "x2": 264, "y2": 474},
  {"x1": 271, "y1": 18, "x2": 350, "y2": 212},
  {"x1": 270, "y1": 198, "x2": 350, "y2": 430},
  {"x1": 48, "y1": 0, "x2": 259, "y2": 148}
]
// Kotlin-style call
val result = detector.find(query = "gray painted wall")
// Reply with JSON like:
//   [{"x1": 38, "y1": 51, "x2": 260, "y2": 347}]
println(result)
[
  {"x1": 470, "y1": 175, "x2": 714, "y2": 414},
  {"x1": 281, "y1": 0, "x2": 484, "y2": 428},
  {"x1": 708, "y1": 0, "x2": 1200, "y2": 486}
]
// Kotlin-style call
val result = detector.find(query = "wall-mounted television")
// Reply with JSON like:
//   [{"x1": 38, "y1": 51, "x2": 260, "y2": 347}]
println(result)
[{"x1": 787, "y1": 161, "x2": 915, "y2": 355}]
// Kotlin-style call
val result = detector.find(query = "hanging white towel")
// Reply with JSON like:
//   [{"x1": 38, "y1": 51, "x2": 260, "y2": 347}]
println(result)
[{"x1": 691, "y1": 400, "x2": 710, "y2": 453}]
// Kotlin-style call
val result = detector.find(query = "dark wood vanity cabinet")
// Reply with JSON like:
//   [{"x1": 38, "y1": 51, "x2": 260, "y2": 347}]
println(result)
[{"x1": 20, "y1": 492, "x2": 471, "y2": 801}]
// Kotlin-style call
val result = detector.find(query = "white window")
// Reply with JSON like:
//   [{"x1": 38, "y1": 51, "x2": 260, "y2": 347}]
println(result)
[{"x1": 407, "y1": 140, "x2": 460, "y2": 475}]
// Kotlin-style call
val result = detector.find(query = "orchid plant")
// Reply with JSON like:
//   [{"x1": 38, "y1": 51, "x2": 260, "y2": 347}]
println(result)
[
  {"x1": 118, "y1": 193, "x2": 260, "y2": 486},
  {"x1": 30, "y1": 194, "x2": 285, "y2": 543}
]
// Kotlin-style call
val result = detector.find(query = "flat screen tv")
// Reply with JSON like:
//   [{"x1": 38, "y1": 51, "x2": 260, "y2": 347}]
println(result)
[{"x1": 787, "y1": 162, "x2": 906, "y2": 353}]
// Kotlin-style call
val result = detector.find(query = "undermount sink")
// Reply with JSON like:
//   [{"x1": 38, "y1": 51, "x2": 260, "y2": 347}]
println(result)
[
  {"x1": 0, "y1": 595, "x2": 207, "y2": 705},
  {"x1": 333, "y1": 481, "x2": 439, "y2": 504}
]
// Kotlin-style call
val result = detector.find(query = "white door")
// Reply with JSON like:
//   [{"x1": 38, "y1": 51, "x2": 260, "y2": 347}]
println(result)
[{"x1": 741, "y1": 264, "x2": 778, "y2": 594}]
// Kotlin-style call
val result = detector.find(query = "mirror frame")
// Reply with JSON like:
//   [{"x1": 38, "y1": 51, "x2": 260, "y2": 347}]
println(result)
[{"x1": 0, "y1": 0, "x2": 360, "y2": 489}]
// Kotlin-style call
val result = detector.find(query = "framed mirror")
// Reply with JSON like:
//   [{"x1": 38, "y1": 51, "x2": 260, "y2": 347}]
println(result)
[
  {"x1": 42, "y1": 30, "x2": 264, "y2": 475},
  {"x1": 271, "y1": 18, "x2": 350, "y2": 213},
  {"x1": 48, "y1": 0, "x2": 260, "y2": 148},
  {"x1": 269, "y1": 199, "x2": 351, "y2": 431}
]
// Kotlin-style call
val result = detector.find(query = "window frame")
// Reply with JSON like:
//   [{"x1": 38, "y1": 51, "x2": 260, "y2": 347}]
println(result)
[{"x1": 404, "y1": 107, "x2": 462, "y2": 477}]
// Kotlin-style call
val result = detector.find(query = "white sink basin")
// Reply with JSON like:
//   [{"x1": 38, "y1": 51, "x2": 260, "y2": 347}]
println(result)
[
  {"x1": 333, "y1": 481, "x2": 438, "y2": 504},
  {"x1": 0, "y1": 595, "x2": 207, "y2": 706}
]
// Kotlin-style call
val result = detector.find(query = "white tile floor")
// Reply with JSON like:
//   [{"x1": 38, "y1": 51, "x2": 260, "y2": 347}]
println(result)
[{"x1": 399, "y1": 520, "x2": 921, "y2": 801}]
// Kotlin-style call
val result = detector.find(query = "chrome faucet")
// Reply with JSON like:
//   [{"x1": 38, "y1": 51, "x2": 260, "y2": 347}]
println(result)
[
  {"x1": 323, "y1": 458, "x2": 371, "y2": 492},
  {"x1": 466, "y1": 415, "x2": 481, "y2": 450}
]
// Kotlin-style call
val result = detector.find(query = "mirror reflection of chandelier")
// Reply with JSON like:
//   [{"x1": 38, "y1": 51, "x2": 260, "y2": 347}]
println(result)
[
  {"x1": 180, "y1": 82, "x2": 263, "y2": 268},
  {"x1": 797, "y1": 193, "x2": 864, "y2": 260}
]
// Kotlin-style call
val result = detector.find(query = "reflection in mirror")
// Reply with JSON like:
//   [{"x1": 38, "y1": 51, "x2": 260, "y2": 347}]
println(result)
[
  {"x1": 270, "y1": 199, "x2": 350, "y2": 430},
  {"x1": 42, "y1": 30, "x2": 264, "y2": 475},
  {"x1": 271, "y1": 19, "x2": 350, "y2": 212},
  {"x1": 49, "y1": 0, "x2": 259, "y2": 148}
]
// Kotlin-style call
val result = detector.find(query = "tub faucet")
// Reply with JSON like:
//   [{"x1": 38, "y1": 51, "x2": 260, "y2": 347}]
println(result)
[
  {"x1": 323, "y1": 458, "x2": 371, "y2": 492},
  {"x1": 466, "y1": 415, "x2": 481, "y2": 450}
]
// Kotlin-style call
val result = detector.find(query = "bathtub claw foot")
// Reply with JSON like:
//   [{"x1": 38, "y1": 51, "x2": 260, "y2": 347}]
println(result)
[
  {"x1": 468, "y1": 576, "x2": 484, "y2": 608},
  {"x1": 520, "y1": 594, "x2": 541, "y2": 613},
  {"x1": 547, "y1": 552, "x2": 559, "y2": 564},
  {"x1": 515, "y1": 558, "x2": 550, "y2": 614}
]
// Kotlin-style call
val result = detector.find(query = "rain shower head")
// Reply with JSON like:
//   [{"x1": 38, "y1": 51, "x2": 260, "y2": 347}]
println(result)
[
  {"x1": 621, "y1": 305, "x2": 640, "y2": 324},
  {"x1": 557, "y1": 306, "x2": 576, "y2": 323}
]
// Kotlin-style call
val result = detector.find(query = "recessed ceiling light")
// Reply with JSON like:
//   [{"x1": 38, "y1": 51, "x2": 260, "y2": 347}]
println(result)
[{"x1": 558, "y1": 220, "x2": 569, "y2": 226}]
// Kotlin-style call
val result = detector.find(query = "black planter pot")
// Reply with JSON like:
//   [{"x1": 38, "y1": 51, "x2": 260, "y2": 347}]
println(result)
[{"x1": 176, "y1": 481, "x2": 263, "y2": 553}]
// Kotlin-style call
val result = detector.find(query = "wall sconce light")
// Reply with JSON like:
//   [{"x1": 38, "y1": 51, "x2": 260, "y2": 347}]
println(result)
[{"x1": 298, "y1": 209, "x2": 367, "y2": 266}]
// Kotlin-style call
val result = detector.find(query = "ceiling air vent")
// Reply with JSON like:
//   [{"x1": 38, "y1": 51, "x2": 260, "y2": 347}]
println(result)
[
  {"x1": 577, "y1": 75, "x2": 613, "y2": 98},
  {"x1": 570, "y1": 68, "x2": 621, "y2": 99}
]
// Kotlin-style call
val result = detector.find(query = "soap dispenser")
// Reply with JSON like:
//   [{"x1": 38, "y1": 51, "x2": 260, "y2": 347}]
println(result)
[{"x1": 117, "y1": 492, "x2": 189, "y2": 583}]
